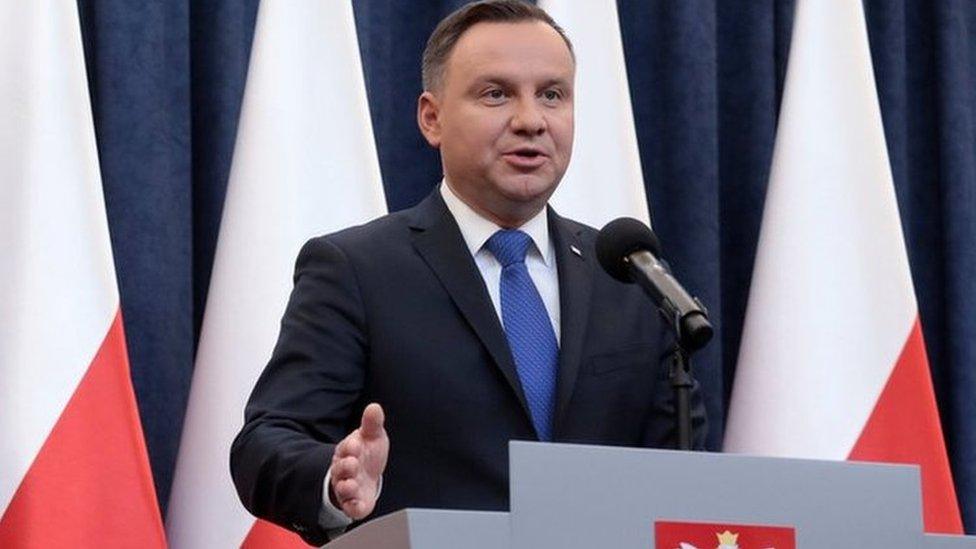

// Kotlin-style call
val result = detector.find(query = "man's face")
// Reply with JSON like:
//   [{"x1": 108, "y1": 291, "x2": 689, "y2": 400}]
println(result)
[{"x1": 418, "y1": 21, "x2": 575, "y2": 226}]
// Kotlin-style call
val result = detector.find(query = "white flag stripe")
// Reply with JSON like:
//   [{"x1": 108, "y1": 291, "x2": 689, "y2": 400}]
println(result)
[
  {"x1": 166, "y1": 2, "x2": 387, "y2": 546},
  {"x1": 0, "y1": 0, "x2": 119, "y2": 516},
  {"x1": 542, "y1": 0, "x2": 650, "y2": 228},
  {"x1": 723, "y1": 0, "x2": 917, "y2": 458}
]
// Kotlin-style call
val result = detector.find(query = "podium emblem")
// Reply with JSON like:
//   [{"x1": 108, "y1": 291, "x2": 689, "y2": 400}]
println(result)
[{"x1": 655, "y1": 520, "x2": 795, "y2": 549}]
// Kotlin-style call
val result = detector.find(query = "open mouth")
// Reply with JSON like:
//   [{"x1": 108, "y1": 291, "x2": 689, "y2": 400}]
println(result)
[{"x1": 503, "y1": 149, "x2": 547, "y2": 166}]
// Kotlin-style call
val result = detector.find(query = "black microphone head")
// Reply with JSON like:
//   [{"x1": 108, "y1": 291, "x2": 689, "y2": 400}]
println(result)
[{"x1": 596, "y1": 217, "x2": 662, "y2": 283}]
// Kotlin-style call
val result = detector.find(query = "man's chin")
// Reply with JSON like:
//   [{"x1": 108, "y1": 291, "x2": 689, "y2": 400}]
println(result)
[{"x1": 495, "y1": 174, "x2": 559, "y2": 203}]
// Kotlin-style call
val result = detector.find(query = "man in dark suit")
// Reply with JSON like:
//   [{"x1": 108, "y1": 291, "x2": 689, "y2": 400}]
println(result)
[{"x1": 230, "y1": 1, "x2": 705, "y2": 545}]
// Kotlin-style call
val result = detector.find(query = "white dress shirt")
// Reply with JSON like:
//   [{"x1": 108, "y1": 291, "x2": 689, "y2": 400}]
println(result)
[
  {"x1": 439, "y1": 181, "x2": 561, "y2": 341},
  {"x1": 319, "y1": 181, "x2": 562, "y2": 533}
]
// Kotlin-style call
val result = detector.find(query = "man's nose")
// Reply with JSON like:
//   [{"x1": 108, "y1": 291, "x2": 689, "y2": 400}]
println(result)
[{"x1": 509, "y1": 98, "x2": 546, "y2": 135}]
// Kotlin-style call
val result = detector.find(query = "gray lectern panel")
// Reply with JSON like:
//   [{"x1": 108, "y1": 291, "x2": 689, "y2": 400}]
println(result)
[
  {"x1": 405, "y1": 509, "x2": 509, "y2": 549},
  {"x1": 327, "y1": 443, "x2": 975, "y2": 548},
  {"x1": 326, "y1": 511, "x2": 410, "y2": 549},
  {"x1": 326, "y1": 509, "x2": 509, "y2": 549},
  {"x1": 926, "y1": 534, "x2": 976, "y2": 548},
  {"x1": 509, "y1": 441, "x2": 924, "y2": 549}
]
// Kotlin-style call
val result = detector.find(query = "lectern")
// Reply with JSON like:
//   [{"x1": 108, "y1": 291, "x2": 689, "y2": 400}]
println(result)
[{"x1": 327, "y1": 441, "x2": 975, "y2": 548}]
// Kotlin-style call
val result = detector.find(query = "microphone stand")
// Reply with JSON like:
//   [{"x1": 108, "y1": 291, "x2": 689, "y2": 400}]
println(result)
[
  {"x1": 669, "y1": 343, "x2": 695, "y2": 450},
  {"x1": 613, "y1": 246, "x2": 711, "y2": 450},
  {"x1": 668, "y1": 310, "x2": 697, "y2": 451}
]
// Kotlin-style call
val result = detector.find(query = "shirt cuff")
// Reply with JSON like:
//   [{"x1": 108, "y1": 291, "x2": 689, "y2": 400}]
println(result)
[{"x1": 318, "y1": 465, "x2": 384, "y2": 533}]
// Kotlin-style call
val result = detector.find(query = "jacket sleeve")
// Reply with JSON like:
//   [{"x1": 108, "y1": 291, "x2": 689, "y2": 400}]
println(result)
[{"x1": 230, "y1": 236, "x2": 368, "y2": 546}]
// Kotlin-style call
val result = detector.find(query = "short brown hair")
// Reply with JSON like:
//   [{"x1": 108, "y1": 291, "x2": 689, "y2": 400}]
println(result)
[{"x1": 421, "y1": 0, "x2": 575, "y2": 92}]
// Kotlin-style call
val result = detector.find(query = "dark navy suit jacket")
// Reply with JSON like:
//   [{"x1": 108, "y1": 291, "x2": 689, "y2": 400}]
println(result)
[{"x1": 230, "y1": 191, "x2": 706, "y2": 546}]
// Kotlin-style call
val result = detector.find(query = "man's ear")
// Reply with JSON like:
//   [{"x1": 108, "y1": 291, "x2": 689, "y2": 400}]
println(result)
[{"x1": 417, "y1": 91, "x2": 442, "y2": 148}]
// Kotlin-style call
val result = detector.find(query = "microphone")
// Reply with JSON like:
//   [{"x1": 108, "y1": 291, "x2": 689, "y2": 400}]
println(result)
[{"x1": 596, "y1": 217, "x2": 713, "y2": 351}]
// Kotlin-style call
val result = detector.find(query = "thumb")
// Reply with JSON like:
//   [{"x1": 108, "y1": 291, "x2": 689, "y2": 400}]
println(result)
[{"x1": 359, "y1": 403, "x2": 385, "y2": 440}]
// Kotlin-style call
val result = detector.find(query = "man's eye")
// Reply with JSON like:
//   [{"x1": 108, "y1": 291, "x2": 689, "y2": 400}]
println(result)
[
  {"x1": 484, "y1": 89, "x2": 506, "y2": 101},
  {"x1": 542, "y1": 90, "x2": 562, "y2": 102}
]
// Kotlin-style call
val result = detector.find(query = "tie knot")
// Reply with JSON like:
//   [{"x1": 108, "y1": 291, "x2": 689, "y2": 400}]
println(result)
[{"x1": 485, "y1": 229, "x2": 532, "y2": 267}]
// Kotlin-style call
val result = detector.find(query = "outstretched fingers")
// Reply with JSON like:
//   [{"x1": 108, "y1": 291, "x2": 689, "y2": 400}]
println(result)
[
  {"x1": 332, "y1": 456, "x2": 359, "y2": 481},
  {"x1": 329, "y1": 402, "x2": 388, "y2": 520},
  {"x1": 335, "y1": 437, "x2": 360, "y2": 465}
]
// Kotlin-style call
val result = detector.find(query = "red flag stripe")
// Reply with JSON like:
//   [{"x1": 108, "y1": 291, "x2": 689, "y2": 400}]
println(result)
[
  {"x1": 849, "y1": 318, "x2": 963, "y2": 534},
  {"x1": 0, "y1": 310, "x2": 166, "y2": 548},
  {"x1": 241, "y1": 519, "x2": 307, "y2": 548}
]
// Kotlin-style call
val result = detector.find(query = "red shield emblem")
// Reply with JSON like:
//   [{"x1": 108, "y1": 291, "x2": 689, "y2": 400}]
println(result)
[{"x1": 655, "y1": 520, "x2": 796, "y2": 549}]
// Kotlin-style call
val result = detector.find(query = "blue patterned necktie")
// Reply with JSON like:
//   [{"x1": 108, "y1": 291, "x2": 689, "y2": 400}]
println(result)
[{"x1": 484, "y1": 229, "x2": 559, "y2": 441}]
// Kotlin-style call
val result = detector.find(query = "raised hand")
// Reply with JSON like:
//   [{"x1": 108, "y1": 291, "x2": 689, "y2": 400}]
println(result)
[{"x1": 329, "y1": 403, "x2": 389, "y2": 520}]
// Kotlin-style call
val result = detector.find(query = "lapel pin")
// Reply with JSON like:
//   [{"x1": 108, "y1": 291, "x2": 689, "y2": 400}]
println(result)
[{"x1": 570, "y1": 244, "x2": 582, "y2": 257}]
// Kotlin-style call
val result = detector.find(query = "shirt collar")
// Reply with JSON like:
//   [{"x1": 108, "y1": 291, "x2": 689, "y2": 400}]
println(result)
[{"x1": 440, "y1": 180, "x2": 552, "y2": 266}]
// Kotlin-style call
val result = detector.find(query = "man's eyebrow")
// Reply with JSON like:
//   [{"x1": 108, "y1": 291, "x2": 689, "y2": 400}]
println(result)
[
  {"x1": 471, "y1": 75, "x2": 513, "y2": 87},
  {"x1": 539, "y1": 77, "x2": 571, "y2": 88},
  {"x1": 468, "y1": 75, "x2": 572, "y2": 89}
]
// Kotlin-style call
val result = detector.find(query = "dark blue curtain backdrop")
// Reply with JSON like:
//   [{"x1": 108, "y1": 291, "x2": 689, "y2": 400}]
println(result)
[{"x1": 75, "y1": 0, "x2": 976, "y2": 531}]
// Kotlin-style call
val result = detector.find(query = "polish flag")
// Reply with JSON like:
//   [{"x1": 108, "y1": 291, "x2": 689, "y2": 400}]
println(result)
[
  {"x1": 0, "y1": 1, "x2": 166, "y2": 547},
  {"x1": 722, "y1": 0, "x2": 962, "y2": 534},
  {"x1": 540, "y1": 0, "x2": 650, "y2": 228},
  {"x1": 165, "y1": 2, "x2": 387, "y2": 547}
]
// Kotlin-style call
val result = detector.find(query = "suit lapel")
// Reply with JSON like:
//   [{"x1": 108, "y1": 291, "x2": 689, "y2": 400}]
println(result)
[
  {"x1": 549, "y1": 209, "x2": 593, "y2": 433},
  {"x1": 408, "y1": 193, "x2": 531, "y2": 418}
]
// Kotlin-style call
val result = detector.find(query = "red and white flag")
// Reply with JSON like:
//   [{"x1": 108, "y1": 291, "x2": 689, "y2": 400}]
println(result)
[
  {"x1": 723, "y1": 0, "x2": 962, "y2": 534},
  {"x1": 655, "y1": 520, "x2": 796, "y2": 549},
  {"x1": 0, "y1": 1, "x2": 167, "y2": 547},
  {"x1": 540, "y1": 0, "x2": 650, "y2": 228},
  {"x1": 165, "y1": 2, "x2": 387, "y2": 547}
]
